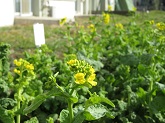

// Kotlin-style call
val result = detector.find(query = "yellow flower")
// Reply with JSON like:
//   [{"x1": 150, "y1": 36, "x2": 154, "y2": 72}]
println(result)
[
  {"x1": 67, "y1": 59, "x2": 77, "y2": 65},
  {"x1": 149, "y1": 20, "x2": 154, "y2": 25},
  {"x1": 26, "y1": 64, "x2": 34, "y2": 70},
  {"x1": 108, "y1": 5, "x2": 112, "y2": 11},
  {"x1": 59, "y1": 17, "x2": 67, "y2": 26},
  {"x1": 89, "y1": 67, "x2": 95, "y2": 74},
  {"x1": 115, "y1": 23, "x2": 124, "y2": 29},
  {"x1": 156, "y1": 22, "x2": 165, "y2": 30},
  {"x1": 103, "y1": 13, "x2": 110, "y2": 24},
  {"x1": 87, "y1": 74, "x2": 97, "y2": 86},
  {"x1": 132, "y1": 7, "x2": 137, "y2": 12},
  {"x1": 88, "y1": 24, "x2": 96, "y2": 32},
  {"x1": 14, "y1": 68, "x2": 21, "y2": 74},
  {"x1": 14, "y1": 59, "x2": 22, "y2": 66},
  {"x1": 74, "y1": 73, "x2": 86, "y2": 84}
]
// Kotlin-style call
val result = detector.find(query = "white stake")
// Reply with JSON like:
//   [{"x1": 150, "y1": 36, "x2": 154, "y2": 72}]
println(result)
[{"x1": 33, "y1": 23, "x2": 45, "y2": 47}]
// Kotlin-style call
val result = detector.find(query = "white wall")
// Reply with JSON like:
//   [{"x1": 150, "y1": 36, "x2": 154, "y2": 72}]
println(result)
[
  {"x1": 0, "y1": 0, "x2": 14, "y2": 27},
  {"x1": 49, "y1": 0, "x2": 76, "y2": 21}
]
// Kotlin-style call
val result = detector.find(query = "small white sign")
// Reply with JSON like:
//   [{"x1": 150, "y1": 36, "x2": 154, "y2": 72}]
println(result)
[{"x1": 33, "y1": 23, "x2": 45, "y2": 47}]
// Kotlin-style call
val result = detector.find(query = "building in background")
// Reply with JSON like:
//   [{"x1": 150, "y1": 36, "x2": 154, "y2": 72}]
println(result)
[
  {"x1": 0, "y1": 0, "x2": 14, "y2": 27},
  {"x1": 0, "y1": 0, "x2": 164, "y2": 27}
]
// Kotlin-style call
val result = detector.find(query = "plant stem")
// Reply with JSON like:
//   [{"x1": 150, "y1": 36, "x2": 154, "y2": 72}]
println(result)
[
  {"x1": 149, "y1": 80, "x2": 153, "y2": 101},
  {"x1": 149, "y1": 80, "x2": 153, "y2": 117},
  {"x1": 16, "y1": 89, "x2": 21, "y2": 123},
  {"x1": 68, "y1": 100, "x2": 74, "y2": 123}
]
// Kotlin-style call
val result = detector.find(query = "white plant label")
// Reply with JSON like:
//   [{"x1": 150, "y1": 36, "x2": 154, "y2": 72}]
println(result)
[{"x1": 33, "y1": 23, "x2": 45, "y2": 47}]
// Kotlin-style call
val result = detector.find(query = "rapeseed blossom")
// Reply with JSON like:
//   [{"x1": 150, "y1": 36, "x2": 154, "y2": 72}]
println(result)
[
  {"x1": 87, "y1": 74, "x2": 97, "y2": 86},
  {"x1": 88, "y1": 24, "x2": 96, "y2": 33},
  {"x1": 115, "y1": 23, "x2": 124, "y2": 30},
  {"x1": 156, "y1": 22, "x2": 165, "y2": 31},
  {"x1": 74, "y1": 73, "x2": 86, "y2": 84},
  {"x1": 149, "y1": 20, "x2": 154, "y2": 25},
  {"x1": 103, "y1": 13, "x2": 110, "y2": 24},
  {"x1": 14, "y1": 69, "x2": 21, "y2": 75},
  {"x1": 14, "y1": 59, "x2": 22, "y2": 66},
  {"x1": 132, "y1": 7, "x2": 137, "y2": 12},
  {"x1": 67, "y1": 59, "x2": 97, "y2": 86},
  {"x1": 108, "y1": 5, "x2": 112, "y2": 11},
  {"x1": 67, "y1": 59, "x2": 77, "y2": 66},
  {"x1": 13, "y1": 58, "x2": 35, "y2": 76}
]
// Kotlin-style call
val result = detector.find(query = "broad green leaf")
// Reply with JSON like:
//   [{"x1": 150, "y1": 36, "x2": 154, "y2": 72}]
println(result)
[
  {"x1": 59, "y1": 109, "x2": 70, "y2": 123},
  {"x1": 23, "y1": 93, "x2": 49, "y2": 114},
  {"x1": 23, "y1": 86, "x2": 71, "y2": 114},
  {"x1": 119, "y1": 54, "x2": 139, "y2": 66},
  {"x1": 24, "y1": 117, "x2": 39, "y2": 123},
  {"x1": 0, "y1": 106, "x2": 15, "y2": 123},
  {"x1": 84, "y1": 103, "x2": 108, "y2": 121},
  {"x1": 150, "y1": 96, "x2": 165, "y2": 112},
  {"x1": 85, "y1": 94, "x2": 115, "y2": 108}
]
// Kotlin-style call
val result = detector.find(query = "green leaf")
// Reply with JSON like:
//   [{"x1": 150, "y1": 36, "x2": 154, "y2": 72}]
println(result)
[
  {"x1": 23, "y1": 85, "x2": 69, "y2": 114},
  {"x1": 0, "y1": 98, "x2": 16, "y2": 109},
  {"x1": 119, "y1": 54, "x2": 139, "y2": 66},
  {"x1": 0, "y1": 106, "x2": 15, "y2": 123},
  {"x1": 85, "y1": 93, "x2": 115, "y2": 109},
  {"x1": 23, "y1": 93, "x2": 49, "y2": 114},
  {"x1": 84, "y1": 103, "x2": 108, "y2": 121},
  {"x1": 73, "y1": 111, "x2": 85, "y2": 123},
  {"x1": 136, "y1": 87, "x2": 147, "y2": 98},
  {"x1": 140, "y1": 53, "x2": 154, "y2": 65},
  {"x1": 70, "y1": 96, "x2": 78, "y2": 103},
  {"x1": 24, "y1": 117, "x2": 39, "y2": 123},
  {"x1": 150, "y1": 96, "x2": 165, "y2": 112},
  {"x1": 59, "y1": 109, "x2": 70, "y2": 123},
  {"x1": 155, "y1": 82, "x2": 165, "y2": 94},
  {"x1": 106, "y1": 112, "x2": 115, "y2": 119},
  {"x1": 155, "y1": 112, "x2": 165, "y2": 123},
  {"x1": 117, "y1": 100, "x2": 127, "y2": 111}
]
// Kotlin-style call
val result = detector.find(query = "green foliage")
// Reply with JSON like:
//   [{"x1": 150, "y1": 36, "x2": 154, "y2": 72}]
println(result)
[
  {"x1": 0, "y1": 105, "x2": 15, "y2": 123},
  {"x1": 60, "y1": 110, "x2": 70, "y2": 123},
  {"x1": 0, "y1": 11, "x2": 165, "y2": 123},
  {"x1": 24, "y1": 117, "x2": 39, "y2": 123}
]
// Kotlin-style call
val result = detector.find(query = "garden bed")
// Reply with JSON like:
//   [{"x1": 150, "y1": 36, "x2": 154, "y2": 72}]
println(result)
[{"x1": 0, "y1": 10, "x2": 165, "y2": 123}]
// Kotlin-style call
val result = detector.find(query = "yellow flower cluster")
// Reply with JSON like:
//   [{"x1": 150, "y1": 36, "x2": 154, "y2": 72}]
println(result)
[
  {"x1": 149, "y1": 20, "x2": 154, "y2": 25},
  {"x1": 156, "y1": 22, "x2": 165, "y2": 31},
  {"x1": 59, "y1": 17, "x2": 67, "y2": 26},
  {"x1": 88, "y1": 24, "x2": 96, "y2": 33},
  {"x1": 67, "y1": 59, "x2": 97, "y2": 86},
  {"x1": 26, "y1": 64, "x2": 34, "y2": 71},
  {"x1": 115, "y1": 23, "x2": 124, "y2": 29},
  {"x1": 108, "y1": 5, "x2": 112, "y2": 11},
  {"x1": 14, "y1": 69, "x2": 21, "y2": 75},
  {"x1": 103, "y1": 13, "x2": 110, "y2": 24},
  {"x1": 13, "y1": 58, "x2": 34, "y2": 75},
  {"x1": 132, "y1": 7, "x2": 137, "y2": 12}
]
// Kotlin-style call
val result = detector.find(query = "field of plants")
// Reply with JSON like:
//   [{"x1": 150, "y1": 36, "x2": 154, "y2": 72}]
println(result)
[{"x1": 0, "y1": 10, "x2": 165, "y2": 123}]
